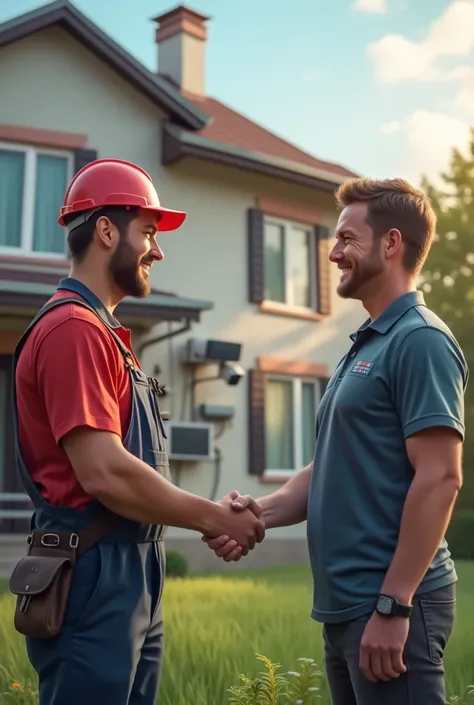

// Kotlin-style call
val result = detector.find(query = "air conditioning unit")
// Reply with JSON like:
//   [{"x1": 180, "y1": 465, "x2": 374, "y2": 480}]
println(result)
[{"x1": 164, "y1": 421, "x2": 214, "y2": 462}]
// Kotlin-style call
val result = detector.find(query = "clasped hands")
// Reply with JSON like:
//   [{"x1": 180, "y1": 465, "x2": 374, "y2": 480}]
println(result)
[{"x1": 201, "y1": 490, "x2": 264, "y2": 561}]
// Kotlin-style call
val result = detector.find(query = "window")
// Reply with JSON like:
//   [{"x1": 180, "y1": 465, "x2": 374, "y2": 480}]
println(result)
[
  {"x1": 263, "y1": 217, "x2": 316, "y2": 310},
  {"x1": 0, "y1": 142, "x2": 72, "y2": 257},
  {"x1": 264, "y1": 376, "x2": 320, "y2": 474}
]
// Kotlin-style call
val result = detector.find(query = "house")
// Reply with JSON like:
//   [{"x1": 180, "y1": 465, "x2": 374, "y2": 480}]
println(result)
[{"x1": 0, "y1": 0, "x2": 364, "y2": 574}]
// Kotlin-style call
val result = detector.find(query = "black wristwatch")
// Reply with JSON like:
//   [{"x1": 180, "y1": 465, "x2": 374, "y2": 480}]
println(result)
[{"x1": 375, "y1": 594, "x2": 413, "y2": 618}]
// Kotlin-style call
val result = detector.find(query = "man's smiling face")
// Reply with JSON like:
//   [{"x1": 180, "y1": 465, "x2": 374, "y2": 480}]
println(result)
[
  {"x1": 109, "y1": 210, "x2": 164, "y2": 299},
  {"x1": 330, "y1": 201, "x2": 385, "y2": 301}
]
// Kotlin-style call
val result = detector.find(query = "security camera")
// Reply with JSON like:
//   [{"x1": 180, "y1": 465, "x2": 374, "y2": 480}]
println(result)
[{"x1": 219, "y1": 362, "x2": 246, "y2": 386}]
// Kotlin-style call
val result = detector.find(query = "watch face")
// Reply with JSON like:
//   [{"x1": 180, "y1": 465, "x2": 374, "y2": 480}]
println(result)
[{"x1": 377, "y1": 595, "x2": 394, "y2": 615}]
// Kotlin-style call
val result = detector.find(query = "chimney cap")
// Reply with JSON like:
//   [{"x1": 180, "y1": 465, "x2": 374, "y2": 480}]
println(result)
[{"x1": 152, "y1": 4, "x2": 211, "y2": 26}]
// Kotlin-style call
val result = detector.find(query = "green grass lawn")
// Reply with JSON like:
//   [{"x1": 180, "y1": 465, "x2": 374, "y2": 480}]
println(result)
[{"x1": 1, "y1": 563, "x2": 474, "y2": 704}]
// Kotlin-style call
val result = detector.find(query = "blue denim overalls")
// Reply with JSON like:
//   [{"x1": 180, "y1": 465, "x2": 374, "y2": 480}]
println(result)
[{"x1": 11, "y1": 277, "x2": 170, "y2": 705}]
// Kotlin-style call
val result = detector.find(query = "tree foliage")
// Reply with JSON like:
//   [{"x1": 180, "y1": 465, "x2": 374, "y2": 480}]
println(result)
[{"x1": 420, "y1": 127, "x2": 474, "y2": 507}]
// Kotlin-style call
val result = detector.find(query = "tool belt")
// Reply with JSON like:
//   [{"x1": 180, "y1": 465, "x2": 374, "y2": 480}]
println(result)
[{"x1": 8, "y1": 513, "x2": 117, "y2": 639}]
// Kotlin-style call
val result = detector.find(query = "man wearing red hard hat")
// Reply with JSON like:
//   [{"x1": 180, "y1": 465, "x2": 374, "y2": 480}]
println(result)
[{"x1": 9, "y1": 158, "x2": 264, "y2": 705}]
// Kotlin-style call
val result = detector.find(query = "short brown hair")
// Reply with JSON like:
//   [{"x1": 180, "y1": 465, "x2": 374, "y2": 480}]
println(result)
[
  {"x1": 65, "y1": 206, "x2": 139, "y2": 262},
  {"x1": 335, "y1": 177, "x2": 437, "y2": 273}
]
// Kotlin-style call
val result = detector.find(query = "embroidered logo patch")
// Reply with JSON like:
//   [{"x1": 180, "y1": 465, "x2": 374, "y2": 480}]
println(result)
[{"x1": 351, "y1": 360, "x2": 374, "y2": 376}]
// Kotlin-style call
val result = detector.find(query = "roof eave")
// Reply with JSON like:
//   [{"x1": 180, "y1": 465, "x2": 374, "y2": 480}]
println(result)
[
  {"x1": 0, "y1": 0, "x2": 210, "y2": 130},
  {"x1": 162, "y1": 123, "x2": 357, "y2": 192},
  {"x1": 0, "y1": 276, "x2": 213, "y2": 326},
  {"x1": 0, "y1": 292, "x2": 208, "y2": 325}
]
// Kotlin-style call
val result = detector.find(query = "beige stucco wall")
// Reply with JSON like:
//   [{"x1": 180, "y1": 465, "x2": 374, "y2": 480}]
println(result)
[
  {"x1": 0, "y1": 27, "x2": 365, "y2": 563},
  {"x1": 0, "y1": 27, "x2": 168, "y2": 174}
]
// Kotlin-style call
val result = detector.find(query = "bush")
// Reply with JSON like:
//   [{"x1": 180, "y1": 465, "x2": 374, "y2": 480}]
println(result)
[
  {"x1": 447, "y1": 510, "x2": 474, "y2": 560},
  {"x1": 228, "y1": 654, "x2": 323, "y2": 704},
  {"x1": 165, "y1": 550, "x2": 188, "y2": 578}
]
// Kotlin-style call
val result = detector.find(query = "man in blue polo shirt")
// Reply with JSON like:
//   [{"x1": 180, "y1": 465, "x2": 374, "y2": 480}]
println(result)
[{"x1": 204, "y1": 177, "x2": 468, "y2": 705}]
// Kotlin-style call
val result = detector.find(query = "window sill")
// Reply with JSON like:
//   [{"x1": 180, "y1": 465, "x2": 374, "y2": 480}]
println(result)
[
  {"x1": 259, "y1": 300, "x2": 325, "y2": 322},
  {"x1": 259, "y1": 473, "x2": 294, "y2": 485}
]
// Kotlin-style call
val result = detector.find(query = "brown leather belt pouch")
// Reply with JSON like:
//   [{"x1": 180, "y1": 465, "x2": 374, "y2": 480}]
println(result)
[{"x1": 9, "y1": 514, "x2": 117, "y2": 639}]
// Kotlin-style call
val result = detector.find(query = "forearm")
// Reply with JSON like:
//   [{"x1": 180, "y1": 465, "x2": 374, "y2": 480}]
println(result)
[
  {"x1": 88, "y1": 447, "x2": 221, "y2": 535},
  {"x1": 258, "y1": 464, "x2": 312, "y2": 529},
  {"x1": 381, "y1": 472, "x2": 460, "y2": 604}
]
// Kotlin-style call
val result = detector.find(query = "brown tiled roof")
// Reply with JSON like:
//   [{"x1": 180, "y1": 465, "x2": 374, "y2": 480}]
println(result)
[{"x1": 181, "y1": 92, "x2": 357, "y2": 179}]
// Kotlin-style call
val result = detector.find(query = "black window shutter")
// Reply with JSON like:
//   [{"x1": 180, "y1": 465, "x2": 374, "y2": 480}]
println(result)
[
  {"x1": 248, "y1": 207, "x2": 265, "y2": 304},
  {"x1": 315, "y1": 225, "x2": 331, "y2": 316},
  {"x1": 248, "y1": 369, "x2": 266, "y2": 475},
  {"x1": 74, "y1": 148, "x2": 98, "y2": 175}
]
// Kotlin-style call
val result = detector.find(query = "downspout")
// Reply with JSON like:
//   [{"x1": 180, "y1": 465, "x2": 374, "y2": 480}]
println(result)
[{"x1": 137, "y1": 319, "x2": 192, "y2": 358}]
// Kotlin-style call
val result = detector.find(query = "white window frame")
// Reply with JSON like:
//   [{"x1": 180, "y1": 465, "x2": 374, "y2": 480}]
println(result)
[
  {"x1": 264, "y1": 374, "x2": 322, "y2": 477},
  {"x1": 0, "y1": 141, "x2": 73, "y2": 258},
  {"x1": 263, "y1": 216, "x2": 318, "y2": 312}
]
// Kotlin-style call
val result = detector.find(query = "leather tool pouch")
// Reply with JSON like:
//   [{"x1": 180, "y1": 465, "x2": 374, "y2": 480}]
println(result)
[
  {"x1": 9, "y1": 515, "x2": 117, "y2": 639},
  {"x1": 9, "y1": 533, "x2": 77, "y2": 638}
]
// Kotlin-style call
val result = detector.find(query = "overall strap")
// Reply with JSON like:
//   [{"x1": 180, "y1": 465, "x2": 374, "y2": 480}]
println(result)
[
  {"x1": 11, "y1": 296, "x2": 129, "y2": 545},
  {"x1": 12, "y1": 295, "x2": 137, "y2": 481},
  {"x1": 13, "y1": 297, "x2": 136, "y2": 371}
]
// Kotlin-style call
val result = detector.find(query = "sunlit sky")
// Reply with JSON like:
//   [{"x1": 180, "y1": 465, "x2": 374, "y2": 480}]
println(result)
[{"x1": 2, "y1": 0, "x2": 473, "y2": 187}]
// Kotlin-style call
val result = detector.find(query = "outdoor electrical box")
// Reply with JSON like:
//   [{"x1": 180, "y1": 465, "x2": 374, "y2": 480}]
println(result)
[
  {"x1": 164, "y1": 420, "x2": 214, "y2": 462},
  {"x1": 199, "y1": 404, "x2": 235, "y2": 422},
  {"x1": 184, "y1": 338, "x2": 242, "y2": 364}
]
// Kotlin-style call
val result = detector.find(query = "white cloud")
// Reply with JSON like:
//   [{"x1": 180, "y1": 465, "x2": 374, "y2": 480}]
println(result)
[
  {"x1": 380, "y1": 110, "x2": 471, "y2": 184},
  {"x1": 379, "y1": 120, "x2": 401, "y2": 134},
  {"x1": 353, "y1": 0, "x2": 387, "y2": 13},
  {"x1": 368, "y1": 0, "x2": 474, "y2": 84},
  {"x1": 455, "y1": 67, "x2": 474, "y2": 117}
]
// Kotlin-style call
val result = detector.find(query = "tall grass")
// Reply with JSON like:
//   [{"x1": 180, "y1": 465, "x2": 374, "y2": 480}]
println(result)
[{"x1": 1, "y1": 563, "x2": 474, "y2": 704}]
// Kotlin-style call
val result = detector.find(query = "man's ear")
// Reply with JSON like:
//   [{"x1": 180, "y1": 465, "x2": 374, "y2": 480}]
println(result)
[
  {"x1": 95, "y1": 216, "x2": 117, "y2": 251},
  {"x1": 384, "y1": 228, "x2": 403, "y2": 260}
]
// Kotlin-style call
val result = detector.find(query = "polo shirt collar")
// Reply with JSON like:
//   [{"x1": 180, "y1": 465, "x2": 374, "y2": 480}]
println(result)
[
  {"x1": 350, "y1": 290, "x2": 425, "y2": 341},
  {"x1": 57, "y1": 277, "x2": 121, "y2": 329}
]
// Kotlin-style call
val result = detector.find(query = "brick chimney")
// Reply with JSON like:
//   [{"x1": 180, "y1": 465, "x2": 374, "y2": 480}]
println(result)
[{"x1": 153, "y1": 5, "x2": 210, "y2": 96}]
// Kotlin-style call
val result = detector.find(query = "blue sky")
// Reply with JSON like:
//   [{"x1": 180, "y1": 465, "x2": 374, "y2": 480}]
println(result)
[{"x1": 1, "y1": 0, "x2": 473, "y2": 186}]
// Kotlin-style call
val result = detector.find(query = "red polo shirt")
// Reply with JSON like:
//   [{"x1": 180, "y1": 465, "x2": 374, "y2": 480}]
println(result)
[{"x1": 15, "y1": 291, "x2": 137, "y2": 510}]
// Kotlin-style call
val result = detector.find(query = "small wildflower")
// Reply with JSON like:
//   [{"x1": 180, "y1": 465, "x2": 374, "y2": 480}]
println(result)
[{"x1": 11, "y1": 682, "x2": 23, "y2": 690}]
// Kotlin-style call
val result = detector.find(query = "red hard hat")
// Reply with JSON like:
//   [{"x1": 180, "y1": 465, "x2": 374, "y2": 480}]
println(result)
[{"x1": 58, "y1": 158, "x2": 186, "y2": 231}]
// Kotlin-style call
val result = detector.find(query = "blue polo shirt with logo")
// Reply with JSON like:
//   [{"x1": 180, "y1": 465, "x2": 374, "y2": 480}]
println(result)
[{"x1": 307, "y1": 291, "x2": 468, "y2": 624}]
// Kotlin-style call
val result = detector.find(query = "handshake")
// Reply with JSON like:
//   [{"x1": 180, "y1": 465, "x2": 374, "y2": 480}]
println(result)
[{"x1": 201, "y1": 490, "x2": 264, "y2": 562}]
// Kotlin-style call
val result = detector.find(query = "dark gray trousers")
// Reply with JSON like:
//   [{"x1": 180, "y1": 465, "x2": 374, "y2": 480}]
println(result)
[{"x1": 323, "y1": 584, "x2": 456, "y2": 705}]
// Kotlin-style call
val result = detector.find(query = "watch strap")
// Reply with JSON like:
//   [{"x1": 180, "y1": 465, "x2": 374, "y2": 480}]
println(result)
[{"x1": 376, "y1": 594, "x2": 413, "y2": 618}]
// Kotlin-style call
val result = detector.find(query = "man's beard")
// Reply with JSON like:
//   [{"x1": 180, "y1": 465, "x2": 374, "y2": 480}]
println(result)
[
  {"x1": 109, "y1": 237, "x2": 152, "y2": 299},
  {"x1": 337, "y1": 243, "x2": 384, "y2": 300}
]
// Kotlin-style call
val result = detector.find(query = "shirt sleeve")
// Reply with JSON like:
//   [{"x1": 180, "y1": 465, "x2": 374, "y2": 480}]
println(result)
[
  {"x1": 35, "y1": 316, "x2": 123, "y2": 445},
  {"x1": 391, "y1": 326, "x2": 468, "y2": 440}
]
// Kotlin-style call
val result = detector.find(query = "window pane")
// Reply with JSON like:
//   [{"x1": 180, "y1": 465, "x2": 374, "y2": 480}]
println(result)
[
  {"x1": 265, "y1": 379, "x2": 294, "y2": 469},
  {"x1": 33, "y1": 155, "x2": 68, "y2": 254},
  {"x1": 264, "y1": 222, "x2": 285, "y2": 302},
  {"x1": 301, "y1": 382, "x2": 316, "y2": 465},
  {"x1": 0, "y1": 149, "x2": 24, "y2": 248},
  {"x1": 289, "y1": 227, "x2": 311, "y2": 308}
]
